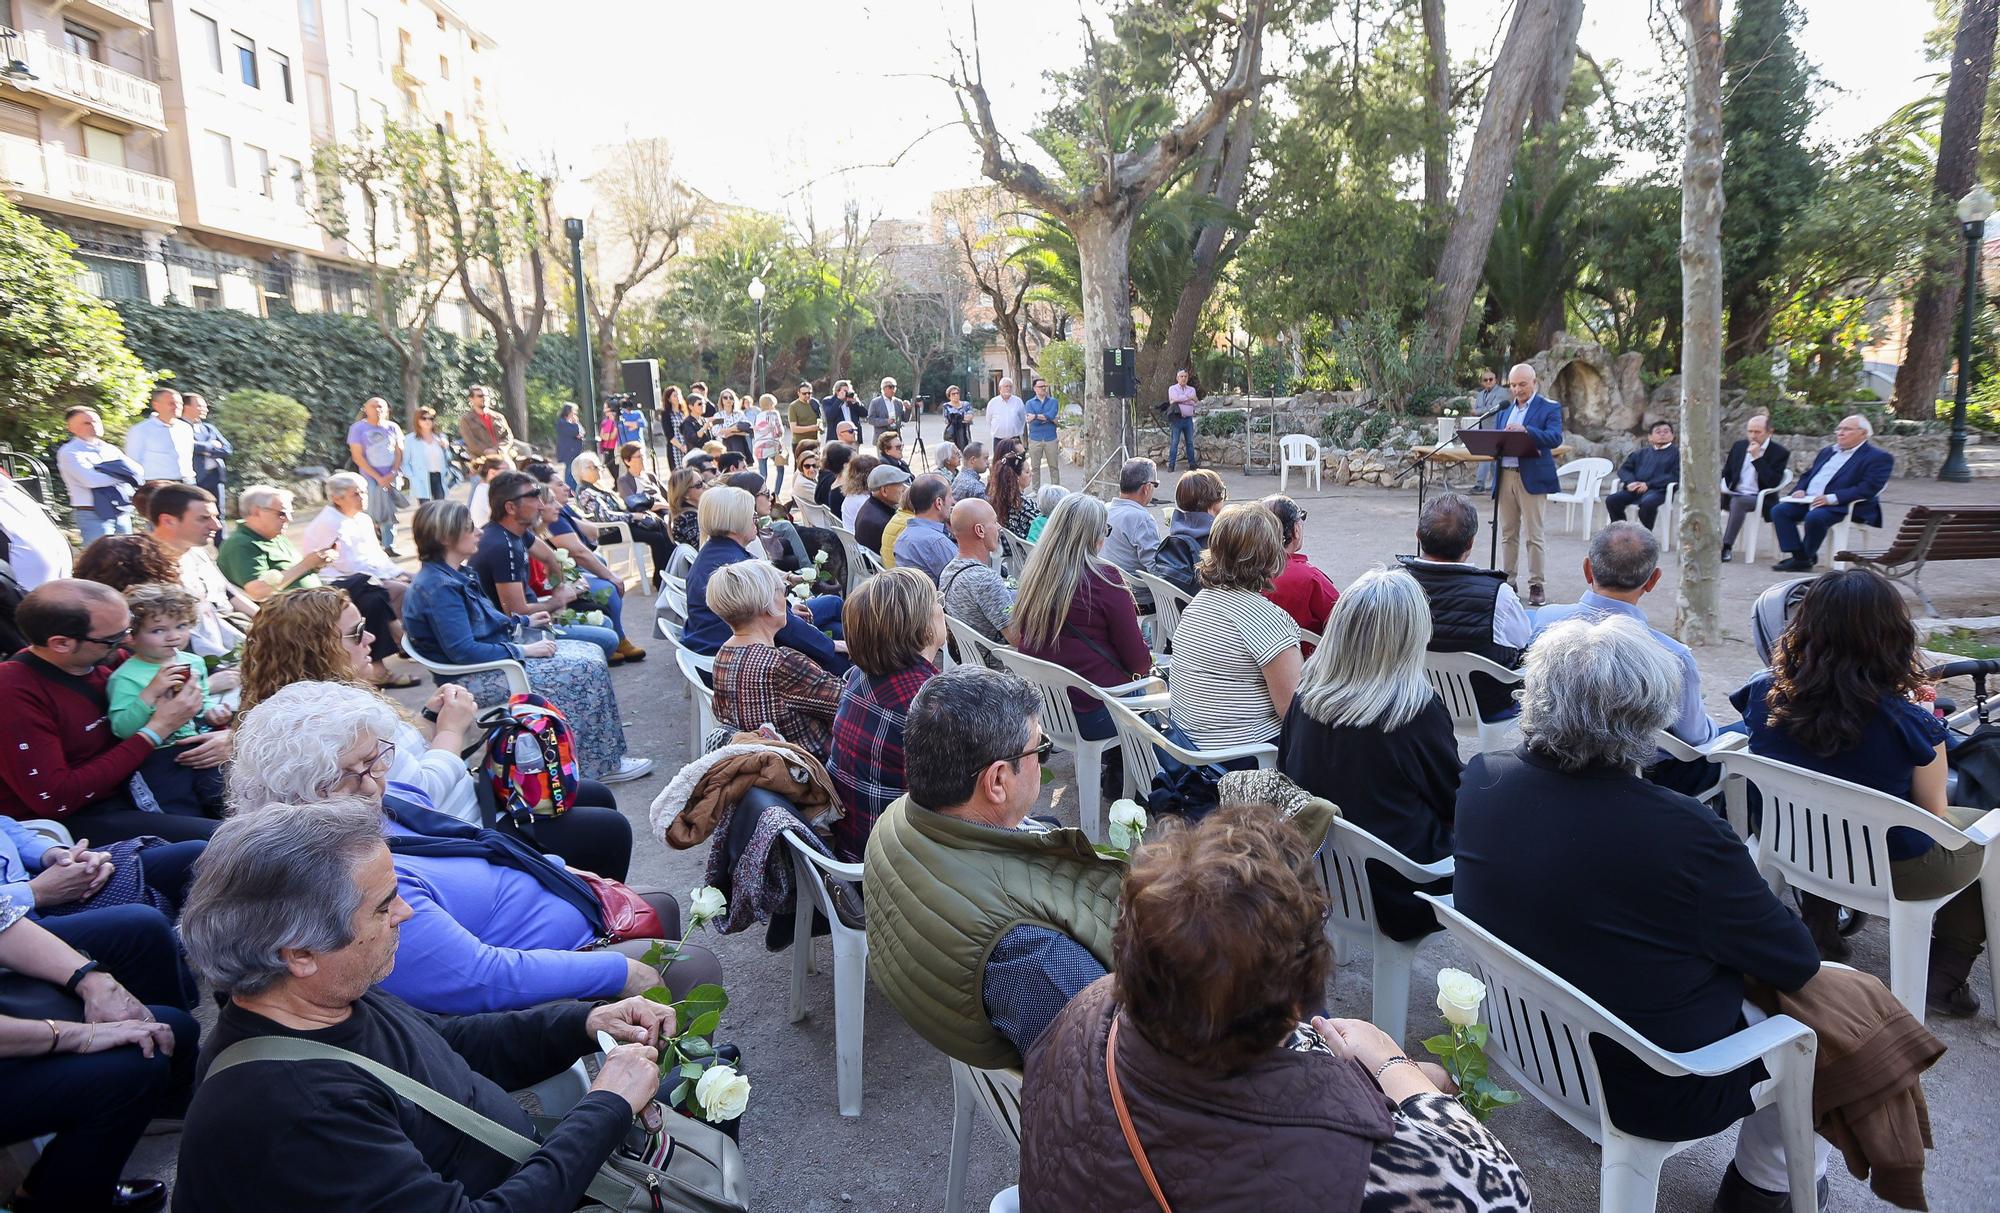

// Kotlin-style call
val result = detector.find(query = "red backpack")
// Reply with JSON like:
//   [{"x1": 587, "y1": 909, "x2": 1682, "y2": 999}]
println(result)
[{"x1": 479, "y1": 693, "x2": 580, "y2": 825}]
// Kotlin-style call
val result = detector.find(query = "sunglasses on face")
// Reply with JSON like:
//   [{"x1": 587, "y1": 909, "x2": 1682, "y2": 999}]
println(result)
[
  {"x1": 75, "y1": 627, "x2": 132, "y2": 648},
  {"x1": 1012, "y1": 736, "x2": 1056, "y2": 765},
  {"x1": 343, "y1": 618, "x2": 370, "y2": 644}
]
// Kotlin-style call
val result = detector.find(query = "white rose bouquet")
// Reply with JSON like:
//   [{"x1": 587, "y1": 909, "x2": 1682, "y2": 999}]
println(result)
[
  {"x1": 1421, "y1": 968, "x2": 1519, "y2": 1120},
  {"x1": 635, "y1": 886, "x2": 747, "y2": 1122}
]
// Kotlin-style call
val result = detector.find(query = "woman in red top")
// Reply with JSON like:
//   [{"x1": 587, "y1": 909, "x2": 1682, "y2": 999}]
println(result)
[
  {"x1": 1009, "y1": 494, "x2": 1153, "y2": 746},
  {"x1": 1259, "y1": 494, "x2": 1338, "y2": 652}
]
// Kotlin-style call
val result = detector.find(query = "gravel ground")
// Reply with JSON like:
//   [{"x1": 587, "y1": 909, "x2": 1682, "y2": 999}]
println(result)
[{"x1": 123, "y1": 410, "x2": 2000, "y2": 1212}]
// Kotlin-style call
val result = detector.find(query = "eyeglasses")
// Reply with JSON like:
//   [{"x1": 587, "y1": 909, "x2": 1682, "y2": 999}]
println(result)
[
  {"x1": 322, "y1": 739, "x2": 396, "y2": 793},
  {"x1": 1009, "y1": 736, "x2": 1057, "y2": 765},
  {"x1": 75, "y1": 627, "x2": 132, "y2": 648},
  {"x1": 510, "y1": 490, "x2": 544, "y2": 505}
]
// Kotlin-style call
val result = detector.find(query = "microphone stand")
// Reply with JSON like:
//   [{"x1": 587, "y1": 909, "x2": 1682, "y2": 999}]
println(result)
[{"x1": 1394, "y1": 399, "x2": 1510, "y2": 510}]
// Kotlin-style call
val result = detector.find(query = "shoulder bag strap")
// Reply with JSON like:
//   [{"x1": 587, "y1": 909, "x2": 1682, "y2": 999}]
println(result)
[
  {"x1": 209, "y1": 1036, "x2": 635, "y2": 1209},
  {"x1": 1104, "y1": 1017, "x2": 1174, "y2": 1213}
]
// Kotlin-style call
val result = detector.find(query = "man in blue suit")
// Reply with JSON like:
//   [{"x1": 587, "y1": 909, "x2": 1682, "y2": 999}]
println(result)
[
  {"x1": 1770, "y1": 414, "x2": 1893, "y2": 571},
  {"x1": 1489, "y1": 362, "x2": 1564, "y2": 606}
]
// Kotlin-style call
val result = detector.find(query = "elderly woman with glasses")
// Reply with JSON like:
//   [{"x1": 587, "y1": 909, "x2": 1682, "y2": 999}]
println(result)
[
  {"x1": 225, "y1": 681, "x2": 722, "y2": 1015},
  {"x1": 401, "y1": 499, "x2": 650, "y2": 785},
  {"x1": 1455, "y1": 616, "x2": 1829, "y2": 1210},
  {"x1": 681, "y1": 487, "x2": 846, "y2": 675}
]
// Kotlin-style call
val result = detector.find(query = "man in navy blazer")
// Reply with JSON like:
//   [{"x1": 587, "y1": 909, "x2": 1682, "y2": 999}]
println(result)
[
  {"x1": 1770, "y1": 414, "x2": 1893, "y2": 571},
  {"x1": 1488, "y1": 362, "x2": 1564, "y2": 605}
]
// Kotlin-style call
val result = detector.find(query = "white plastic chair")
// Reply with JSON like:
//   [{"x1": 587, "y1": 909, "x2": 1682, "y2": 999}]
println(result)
[
  {"x1": 665, "y1": 543, "x2": 699, "y2": 580},
  {"x1": 1549, "y1": 457, "x2": 1612, "y2": 535},
  {"x1": 783, "y1": 831, "x2": 869, "y2": 1117},
  {"x1": 1713, "y1": 748, "x2": 2000, "y2": 1025},
  {"x1": 18, "y1": 819, "x2": 73, "y2": 850},
  {"x1": 1314, "y1": 815, "x2": 1453, "y2": 1039},
  {"x1": 794, "y1": 500, "x2": 833, "y2": 530},
  {"x1": 944, "y1": 613, "x2": 1008, "y2": 670},
  {"x1": 1297, "y1": 625, "x2": 1323, "y2": 649},
  {"x1": 944, "y1": 1061, "x2": 1024, "y2": 1213},
  {"x1": 1099, "y1": 695, "x2": 1276, "y2": 802},
  {"x1": 593, "y1": 519, "x2": 650, "y2": 586},
  {"x1": 993, "y1": 648, "x2": 1163, "y2": 841},
  {"x1": 1421, "y1": 893, "x2": 1821, "y2": 1213},
  {"x1": 1132, "y1": 570, "x2": 1191, "y2": 656},
  {"x1": 829, "y1": 526, "x2": 880, "y2": 591},
  {"x1": 1724, "y1": 467, "x2": 1794, "y2": 563},
  {"x1": 519, "y1": 1060, "x2": 591, "y2": 1116},
  {"x1": 675, "y1": 646, "x2": 719, "y2": 758},
  {"x1": 399, "y1": 634, "x2": 530, "y2": 697},
  {"x1": 1422, "y1": 651, "x2": 1522, "y2": 752},
  {"x1": 998, "y1": 529, "x2": 1036, "y2": 579},
  {"x1": 1827, "y1": 497, "x2": 1880, "y2": 572},
  {"x1": 1646, "y1": 482, "x2": 1682, "y2": 551},
  {"x1": 1278, "y1": 434, "x2": 1321, "y2": 491},
  {"x1": 1652, "y1": 729, "x2": 1747, "y2": 809}
]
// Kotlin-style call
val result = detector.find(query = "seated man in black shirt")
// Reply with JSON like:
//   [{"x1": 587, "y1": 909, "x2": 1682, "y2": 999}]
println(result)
[
  {"x1": 1605, "y1": 419, "x2": 1682, "y2": 531},
  {"x1": 174, "y1": 801, "x2": 681, "y2": 1213},
  {"x1": 855, "y1": 464, "x2": 911, "y2": 557}
]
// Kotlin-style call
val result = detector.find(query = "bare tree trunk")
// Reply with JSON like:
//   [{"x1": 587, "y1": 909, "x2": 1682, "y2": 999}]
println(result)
[
  {"x1": 398, "y1": 334, "x2": 427, "y2": 423},
  {"x1": 1678, "y1": 0, "x2": 1725, "y2": 645},
  {"x1": 1421, "y1": 0, "x2": 1451, "y2": 214},
  {"x1": 1076, "y1": 210, "x2": 1137, "y2": 486},
  {"x1": 1892, "y1": 0, "x2": 1998, "y2": 420},
  {"x1": 1422, "y1": 0, "x2": 1568, "y2": 366},
  {"x1": 1527, "y1": 0, "x2": 1586, "y2": 351}
]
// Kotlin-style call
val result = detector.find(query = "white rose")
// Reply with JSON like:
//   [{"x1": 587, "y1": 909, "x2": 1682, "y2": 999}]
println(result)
[
  {"x1": 688, "y1": 885, "x2": 727, "y2": 926},
  {"x1": 790, "y1": 583, "x2": 812, "y2": 601},
  {"x1": 694, "y1": 1064, "x2": 751, "y2": 1122},
  {"x1": 1107, "y1": 799, "x2": 1148, "y2": 850},
  {"x1": 1436, "y1": 967, "x2": 1487, "y2": 1028}
]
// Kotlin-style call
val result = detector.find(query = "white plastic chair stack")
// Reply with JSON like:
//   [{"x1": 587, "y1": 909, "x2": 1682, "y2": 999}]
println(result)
[
  {"x1": 1314, "y1": 816, "x2": 1453, "y2": 1039},
  {"x1": 399, "y1": 634, "x2": 530, "y2": 697},
  {"x1": 1422, "y1": 651, "x2": 1522, "y2": 753},
  {"x1": 674, "y1": 646, "x2": 719, "y2": 759},
  {"x1": 1421, "y1": 893, "x2": 1821, "y2": 1213},
  {"x1": 1726, "y1": 467, "x2": 1795, "y2": 563},
  {"x1": 1278, "y1": 434, "x2": 1322, "y2": 491},
  {"x1": 1549, "y1": 457, "x2": 1612, "y2": 535},
  {"x1": 944, "y1": 1061, "x2": 1024, "y2": 1213},
  {"x1": 1099, "y1": 695, "x2": 1276, "y2": 803},
  {"x1": 993, "y1": 648, "x2": 1160, "y2": 840},
  {"x1": 783, "y1": 832, "x2": 869, "y2": 1117},
  {"x1": 1713, "y1": 748, "x2": 2000, "y2": 1025}
]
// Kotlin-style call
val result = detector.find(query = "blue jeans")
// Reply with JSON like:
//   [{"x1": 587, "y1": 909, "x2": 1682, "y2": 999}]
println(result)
[
  {"x1": 582, "y1": 573, "x2": 627, "y2": 641},
  {"x1": 1166, "y1": 416, "x2": 1197, "y2": 469},
  {"x1": 1769, "y1": 498, "x2": 1849, "y2": 563},
  {"x1": 76, "y1": 510, "x2": 133, "y2": 545},
  {"x1": 759, "y1": 457, "x2": 786, "y2": 497},
  {"x1": 554, "y1": 621, "x2": 620, "y2": 657}
]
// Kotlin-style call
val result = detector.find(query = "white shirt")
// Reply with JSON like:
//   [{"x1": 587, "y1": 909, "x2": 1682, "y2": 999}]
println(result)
[
  {"x1": 388, "y1": 721, "x2": 481, "y2": 825},
  {"x1": 986, "y1": 394, "x2": 1028, "y2": 440},
  {"x1": 0, "y1": 475, "x2": 71, "y2": 589},
  {"x1": 302, "y1": 504, "x2": 403, "y2": 582},
  {"x1": 469, "y1": 479, "x2": 493, "y2": 529},
  {"x1": 1733, "y1": 443, "x2": 1766, "y2": 496},
  {"x1": 125, "y1": 415, "x2": 195, "y2": 482},
  {"x1": 56, "y1": 437, "x2": 134, "y2": 505},
  {"x1": 1803, "y1": 445, "x2": 1858, "y2": 501},
  {"x1": 178, "y1": 546, "x2": 244, "y2": 657},
  {"x1": 1499, "y1": 402, "x2": 1529, "y2": 468}
]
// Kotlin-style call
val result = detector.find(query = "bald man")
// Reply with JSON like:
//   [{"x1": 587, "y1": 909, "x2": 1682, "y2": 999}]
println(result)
[
  {"x1": 939, "y1": 498, "x2": 1014, "y2": 646},
  {"x1": 0, "y1": 580, "x2": 213, "y2": 841},
  {"x1": 1487, "y1": 362, "x2": 1563, "y2": 606}
]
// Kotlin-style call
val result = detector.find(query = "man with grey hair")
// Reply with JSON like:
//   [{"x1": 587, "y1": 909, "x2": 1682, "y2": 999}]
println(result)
[
  {"x1": 175, "y1": 801, "x2": 683, "y2": 1211},
  {"x1": 986, "y1": 376, "x2": 1027, "y2": 443},
  {"x1": 952, "y1": 441, "x2": 990, "y2": 501},
  {"x1": 1454, "y1": 615, "x2": 1830, "y2": 1213},
  {"x1": 1770, "y1": 413, "x2": 1893, "y2": 571},
  {"x1": 1483, "y1": 362, "x2": 1563, "y2": 606},
  {"x1": 864, "y1": 666, "x2": 1119, "y2": 1068},
  {"x1": 866, "y1": 376, "x2": 904, "y2": 443},
  {"x1": 1102, "y1": 458, "x2": 1162, "y2": 594},
  {"x1": 1399, "y1": 492, "x2": 1530, "y2": 722},
  {"x1": 1533, "y1": 523, "x2": 1717, "y2": 790},
  {"x1": 1719, "y1": 414, "x2": 1789, "y2": 562}
]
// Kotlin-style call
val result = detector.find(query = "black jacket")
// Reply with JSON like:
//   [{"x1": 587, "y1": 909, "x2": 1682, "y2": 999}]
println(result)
[
  {"x1": 1398, "y1": 556, "x2": 1521, "y2": 721},
  {"x1": 1720, "y1": 439, "x2": 1791, "y2": 519}
]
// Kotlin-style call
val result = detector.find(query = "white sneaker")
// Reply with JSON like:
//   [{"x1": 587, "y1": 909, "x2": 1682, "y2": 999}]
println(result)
[{"x1": 600, "y1": 755, "x2": 653, "y2": 784}]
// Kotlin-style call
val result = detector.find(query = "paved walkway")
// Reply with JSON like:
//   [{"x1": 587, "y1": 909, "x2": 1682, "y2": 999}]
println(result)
[{"x1": 127, "y1": 410, "x2": 2000, "y2": 1211}]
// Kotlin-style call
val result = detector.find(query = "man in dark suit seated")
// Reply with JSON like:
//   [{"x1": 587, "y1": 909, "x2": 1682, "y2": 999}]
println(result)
[
  {"x1": 1770, "y1": 414, "x2": 1893, "y2": 572},
  {"x1": 1718, "y1": 414, "x2": 1789, "y2": 562},
  {"x1": 1604, "y1": 419, "x2": 1681, "y2": 531}
]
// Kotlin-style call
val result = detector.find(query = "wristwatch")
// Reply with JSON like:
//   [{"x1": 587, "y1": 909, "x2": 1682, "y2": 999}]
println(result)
[{"x1": 63, "y1": 956, "x2": 100, "y2": 996}]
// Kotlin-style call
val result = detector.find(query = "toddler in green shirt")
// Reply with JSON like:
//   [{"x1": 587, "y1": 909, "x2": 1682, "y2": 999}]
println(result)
[{"x1": 108, "y1": 583, "x2": 233, "y2": 813}]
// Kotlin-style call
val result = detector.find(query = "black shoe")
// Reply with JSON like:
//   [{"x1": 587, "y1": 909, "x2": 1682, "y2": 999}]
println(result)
[
  {"x1": 1720, "y1": 546, "x2": 1733, "y2": 563},
  {"x1": 1711, "y1": 1162, "x2": 1828, "y2": 1212},
  {"x1": 1929, "y1": 979, "x2": 1981, "y2": 1018},
  {"x1": 1772, "y1": 556, "x2": 1813, "y2": 572},
  {"x1": 15, "y1": 1181, "x2": 168, "y2": 1213}
]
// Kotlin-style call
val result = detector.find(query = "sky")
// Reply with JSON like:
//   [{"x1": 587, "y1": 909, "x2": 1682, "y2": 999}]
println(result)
[{"x1": 481, "y1": 0, "x2": 1943, "y2": 228}]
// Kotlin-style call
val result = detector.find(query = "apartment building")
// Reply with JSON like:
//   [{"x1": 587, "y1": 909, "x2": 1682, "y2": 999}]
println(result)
[{"x1": 0, "y1": 0, "x2": 496, "y2": 326}]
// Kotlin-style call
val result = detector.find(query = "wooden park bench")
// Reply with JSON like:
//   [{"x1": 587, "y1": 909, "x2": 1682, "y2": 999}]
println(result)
[{"x1": 1836, "y1": 504, "x2": 2000, "y2": 616}]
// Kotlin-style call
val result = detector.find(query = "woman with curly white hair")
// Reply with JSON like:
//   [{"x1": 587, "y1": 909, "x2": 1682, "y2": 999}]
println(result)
[{"x1": 228, "y1": 681, "x2": 722, "y2": 1016}]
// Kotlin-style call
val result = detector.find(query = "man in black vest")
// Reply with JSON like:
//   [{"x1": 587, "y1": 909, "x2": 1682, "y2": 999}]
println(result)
[{"x1": 1397, "y1": 493, "x2": 1532, "y2": 722}]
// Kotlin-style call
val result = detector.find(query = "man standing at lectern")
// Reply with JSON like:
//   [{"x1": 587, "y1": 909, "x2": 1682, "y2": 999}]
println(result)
[{"x1": 1488, "y1": 363, "x2": 1563, "y2": 607}]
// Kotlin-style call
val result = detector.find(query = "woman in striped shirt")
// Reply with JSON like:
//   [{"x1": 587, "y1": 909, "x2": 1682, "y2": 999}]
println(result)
[{"x1": 1167, "y1": 503, "x2": 1303, "y2": 749}]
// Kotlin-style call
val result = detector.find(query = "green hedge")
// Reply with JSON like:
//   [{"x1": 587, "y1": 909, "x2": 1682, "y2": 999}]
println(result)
[{"x1": 111, "y1": 302, "x2": 576, "y2": 469}]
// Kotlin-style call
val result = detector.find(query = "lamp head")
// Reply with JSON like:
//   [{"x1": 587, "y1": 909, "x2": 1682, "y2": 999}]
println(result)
[
  {"x1": 1958, "y1": 184, "x2": 1996, "y2": 226},
  {"x1": 961, "y1": 320, "x2": 974, "y2": 337},
  {"x1": 747, "y1": 276, "x2": 766, "y2": 303}
]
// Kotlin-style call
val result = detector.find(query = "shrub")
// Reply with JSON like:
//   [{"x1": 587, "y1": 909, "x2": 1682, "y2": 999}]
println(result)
[
  {"x1": 214, "y1": 390, "x2": 309, "y2": 479},
  {"x1": 1197, "y1": 409, "x2": 1246, "y2": 437}
]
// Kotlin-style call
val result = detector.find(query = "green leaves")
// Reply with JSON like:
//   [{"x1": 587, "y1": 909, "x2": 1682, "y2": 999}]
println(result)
[{"x1": 1423, "y1": 1021, "x2": 1518, "y2": 1122}]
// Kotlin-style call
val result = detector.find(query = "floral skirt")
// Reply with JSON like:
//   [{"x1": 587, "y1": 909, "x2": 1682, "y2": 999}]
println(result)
[{"x1": 450, "y1": 638, "x2": 628, "y2": 778}]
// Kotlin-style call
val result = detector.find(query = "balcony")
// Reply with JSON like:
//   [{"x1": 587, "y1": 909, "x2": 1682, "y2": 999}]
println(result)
[
  {"x1": 63, "y1": 0, "x2": 153, "y2": 31},
  {"x1": 0, "y1": 133, "x2": 179, "y2": 226},
  {"x1": 5, "y1": 29, "x2": 166, "y2": 131}
]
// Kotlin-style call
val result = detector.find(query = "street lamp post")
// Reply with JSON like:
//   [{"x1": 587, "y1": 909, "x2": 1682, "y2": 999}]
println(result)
[
  {"x1": 554, "y1": 177, "x2": 597, "y2": 420},
  {"x1": 1941, "y1": 183, "x2": 1995, "y2": 483},
  {"x1": 747, "y1": 276, "x2": 767, "y2": 399}
]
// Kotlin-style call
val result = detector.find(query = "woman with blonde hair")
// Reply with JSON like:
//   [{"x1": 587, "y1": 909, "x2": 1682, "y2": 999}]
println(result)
[
  {"x1": 681, "y1": 486, "x2": 846, "y2": 672},
  {"x1": 404, "y1": 407, "x2": 451, "y2": 502},
  {"x1": 1279, "y1": 566, "x2": 1458, "y2": 940},
  {"x1": 827, "y1": 567, "x2": 946, "y2": 860},
  {"x1": 707, "y1": 559, "x2": 843, "y2": 756},
  {"x1": 664, "y1": 466, "x2": 705, "y2": 549},
  {"x1": 1011, "y1": 493, "x2": 1152, "y2": 755},
  {"x1": 1168, "y1": 503, "x2": 1301, "y2": 749},
  {"x1": 752, "y1": 392, "x2": 787, "y2": 496},
  {"x1": 839, "y1": 450, "x2": 882, "y2": 531}
]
